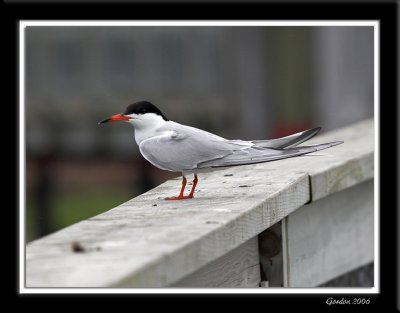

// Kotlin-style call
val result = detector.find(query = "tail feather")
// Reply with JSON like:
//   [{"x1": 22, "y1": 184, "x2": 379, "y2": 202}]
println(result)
[
  {"x1": 283, "y1": 141, "x2": 343, "y2": 153},
  {"x1": 252, "y1": 127, "x2": 321, "y2": 149},
  {"x1": 198, "y1": 141, "x2": 343, "y2": 169}
]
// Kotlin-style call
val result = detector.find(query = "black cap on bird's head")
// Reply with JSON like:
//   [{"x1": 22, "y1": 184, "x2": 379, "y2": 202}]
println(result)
[
  {"x1": 98, "y1": 101, "x2": 169, "y2": 124},
  {"x1": 123, "y1": 101, "x2": 169, "y2": 121}
]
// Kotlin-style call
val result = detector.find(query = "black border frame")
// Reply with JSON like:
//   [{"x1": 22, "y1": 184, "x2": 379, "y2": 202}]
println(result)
[{"x1": 8, "y1": 1, "x2": 397, "y2": 310}]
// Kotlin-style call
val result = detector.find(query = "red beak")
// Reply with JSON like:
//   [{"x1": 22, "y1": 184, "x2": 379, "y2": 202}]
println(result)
[{"x1": 99, "y1": 114, "x2": 130, "y2": 124}]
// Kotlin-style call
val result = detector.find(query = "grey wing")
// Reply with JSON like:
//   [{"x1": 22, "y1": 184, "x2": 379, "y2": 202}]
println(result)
[{"x1": 138, "y1": 125, "x2": 252, "y2": 172}]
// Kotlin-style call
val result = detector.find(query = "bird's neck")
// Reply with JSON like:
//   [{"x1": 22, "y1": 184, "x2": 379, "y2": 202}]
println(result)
[{"x1": 131, "y1": 118, "x2": 167, "y2": 145}]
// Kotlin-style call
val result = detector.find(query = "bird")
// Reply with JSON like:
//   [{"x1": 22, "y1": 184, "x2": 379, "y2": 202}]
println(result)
[{"x1": 99, "y1": 101, "x2": 343, "y2": 200}]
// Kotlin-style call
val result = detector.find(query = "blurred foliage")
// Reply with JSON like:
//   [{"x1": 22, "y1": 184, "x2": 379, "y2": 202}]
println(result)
[{"x1": 26, "y1": 188, "x2": 133, "y2": 243}]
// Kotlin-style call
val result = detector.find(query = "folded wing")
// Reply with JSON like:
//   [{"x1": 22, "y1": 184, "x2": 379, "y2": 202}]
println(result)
[{"x1": 139, "y1": 122, "x2": 252, "y2": 172}]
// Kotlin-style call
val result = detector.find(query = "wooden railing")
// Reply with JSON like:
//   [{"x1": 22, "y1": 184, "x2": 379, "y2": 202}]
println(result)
[{"x1": 26, "y1": 119, "x2": 374, "y2": 288}]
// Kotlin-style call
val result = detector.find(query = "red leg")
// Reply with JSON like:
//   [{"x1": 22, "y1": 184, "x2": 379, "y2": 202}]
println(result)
[
  {"x1": 165, "y1": 176, "x2": 187, "y2": 200},
  {"x1": 188, "y1": 174, "x2": 198, "y2": 198},
  {"x1": 165, "y1": 175, "x2": 198, "y2": 200}
]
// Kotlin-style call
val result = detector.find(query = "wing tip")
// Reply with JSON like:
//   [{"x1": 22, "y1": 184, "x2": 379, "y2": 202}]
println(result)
[
  {"x1": 313, "y1": 126, "x2": 322, "y2": 132},
  {"x1": 309, "y1": 126, "x2": 322, "y2": 136},
  {"x1": 330, "y1": 141, "x2": 344, "y2": 146}
]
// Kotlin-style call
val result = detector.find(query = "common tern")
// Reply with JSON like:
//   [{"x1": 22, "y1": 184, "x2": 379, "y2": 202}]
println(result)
[{"x1": 99, "y1": 101, "x2": 343, "y2": 200}]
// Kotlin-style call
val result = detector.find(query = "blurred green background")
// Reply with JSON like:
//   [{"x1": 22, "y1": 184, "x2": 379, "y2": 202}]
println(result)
[{"x1": 25, "y1": 26, "x2": 374, "y2": 242}]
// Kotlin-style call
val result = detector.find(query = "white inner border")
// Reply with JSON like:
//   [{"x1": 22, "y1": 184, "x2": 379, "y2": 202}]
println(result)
[{"x1": 19, "y1": 20, "x2": 380, "y2": 294}]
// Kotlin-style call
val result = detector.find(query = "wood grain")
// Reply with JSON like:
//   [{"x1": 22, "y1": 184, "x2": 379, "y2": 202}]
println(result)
[{"x1": 171, "y1": 236, "x2": 260, "y2": 287}]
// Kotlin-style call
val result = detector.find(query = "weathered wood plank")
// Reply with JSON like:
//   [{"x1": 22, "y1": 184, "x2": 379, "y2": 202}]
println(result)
[
  {"x1": 171, "y1": 236, "x2": 260, "y2": 287},
  {"x1": 282, "y1": 180, "x2": 374, "y2": 287},
  {"x1": 25, "y1": 119, "x2": 373, "y2": 288},
  {"x1": 26, "y1": 171, "x2": 309, "y2": 287}
]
